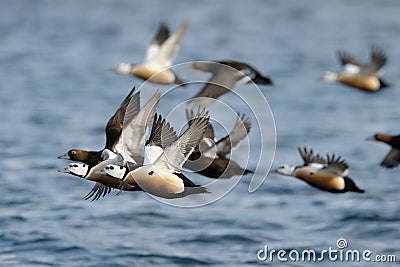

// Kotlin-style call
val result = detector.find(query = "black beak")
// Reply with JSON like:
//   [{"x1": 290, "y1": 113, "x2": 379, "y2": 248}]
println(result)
[
  {"x1": 58, "y1": 153, "x2": 70, "y2": 160},
  {"x1": 365, "y1": 136, "x2": 375, "y2": 141},
  {"x1": 57, "y1": 167, "x2": 70, "y2": 173}
]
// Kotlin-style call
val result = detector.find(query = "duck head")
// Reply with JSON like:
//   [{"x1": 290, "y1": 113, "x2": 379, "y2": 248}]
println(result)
[
  {"x1": 104, "y1": 164, "x2": 128, "y2": 179},
  {"x1": 58, "y1": 163, "x2": 90, "y2": 177},
  {"x1": 274, "y1": 164, "x2": 296, "y2": 176},
  {"x1": 321, "y1": 71, "x2": 338, "y2": 83},
  {"x1": 111, "y1": 63, "x2": 133, "y2": 75}
]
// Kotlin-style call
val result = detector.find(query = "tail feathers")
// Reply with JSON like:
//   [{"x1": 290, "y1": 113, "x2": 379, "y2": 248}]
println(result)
[
  {"x1": 344, "y1": 177, "x2": 365, "y2": 193},
  {"x1": 254, "y1": 75, "x2": 273, "y2": 86},
  {"x1": 379, "y1": 78, "x2": 390, "y2": 88},
  {"x1": 244, "y1": 169, "x2": 254, "y2": 175},
  {"x1": 174, "y1": 73, "x2": 187, "y2": 86},
  {"x1": 163, "y1": 186, "x2": 209, "y2": 199}
]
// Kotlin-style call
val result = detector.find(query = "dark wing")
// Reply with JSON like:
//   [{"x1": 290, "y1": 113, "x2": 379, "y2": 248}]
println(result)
[
  {"x1": 83, "y1": 183, "x2": 113, "y2": 202},
  {"x1": 297, "y1": 147, "x2": 326, "y2": 166},
  {"x1": 325, "y1": 153, "x2": 349, "y2": 176},
  {"x1": 104, "y1": 87, "x2": 140, "y2": 150},
  {"x1": 190, "y1": 61, "x2": 247, "y2": 105},
  {"x1": 146, "y1": 113, "x2": 177, "y2": 148},
  {"x1": 186, "y1": 108, "x2": 215, "y2": 141},
  {"x1": 152, "y1": 22, "x2": 170, "y2": 46},
  {"x1": 217, "y1": 60, "x2": 248, "y2": 70},
  {"x1": 153, "y1": 108, "x2": 210, "y2": 173},
  {"x1": 337, "y1": 50, "x2": 360, "y2": 67},
  {"x1": 190, "y1": 71, "x2": 238, "y2": 100},
  {"x1": 216, "y1": 113, "x2": 251, "y2": 157},
  {"x1": 362, "y1": 46, "x2": 387, "y2": 75},
  {"x1": 380, "y1": 148, "x2": 400, "y2": 168},
  {"x1": 217, "y1": 60, "x2": 272, "y2": 85},
  {"x1": 118, "y1": 91, "x2": 160, "y2": 163}
]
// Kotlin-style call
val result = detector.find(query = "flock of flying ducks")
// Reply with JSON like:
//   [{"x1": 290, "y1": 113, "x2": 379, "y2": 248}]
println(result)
[{"x1": 57, "y1": 20, "x2": 397, "y2": 200}]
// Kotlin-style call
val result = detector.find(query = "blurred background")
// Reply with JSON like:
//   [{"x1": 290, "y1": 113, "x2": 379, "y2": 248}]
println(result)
[{"x1": 1, "y1": 0, "x2": 400, "y2": 266}]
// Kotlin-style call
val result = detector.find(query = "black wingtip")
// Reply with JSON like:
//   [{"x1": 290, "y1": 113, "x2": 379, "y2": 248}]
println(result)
[{"x1": 154, "y1": 22, "x2": 170, "y2": 45}]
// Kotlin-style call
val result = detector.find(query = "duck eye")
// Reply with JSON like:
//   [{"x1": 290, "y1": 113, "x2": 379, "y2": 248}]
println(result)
[
  {"x1": 110, "y1": 166, "x2": 114, "y2": 170},
  {"x1": 71, "y1": 151, "x2": 76, "y2": 155},
  {"x1": 73, "y1": 164, "x2": 78, "y2": 168}
]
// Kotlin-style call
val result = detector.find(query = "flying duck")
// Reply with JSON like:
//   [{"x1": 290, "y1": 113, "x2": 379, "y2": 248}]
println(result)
[
  {"x1": 104, "y1": 109, "x2": 210, "y2": 199},
  {"x1": 111, "y1": 21, "x2": 188, "y2": 85},
  {"x1": 275, "y1": 147, "x2": 365, "y2": 193},
  {"x1": 58, "y1": 162, "x2": 142, "y2": 201},
  {"x1": 58, "y1": 90, "x2": 160, "y2": 200},
  {"x1": 367, "y1": 133, "x2": 400, "y2": 168},
  {"x1": 183, "y1": 109, "x2": 253, "y2": 178},
  {"x1": 58, "y1": 112, "x2": 177, "y2": 201},
  {"x1": 189, "y1": 60, "x2": 273, "y2": 106},
  {"x1": 321, "y1": 46, "x2": 389, "y2": 92}
]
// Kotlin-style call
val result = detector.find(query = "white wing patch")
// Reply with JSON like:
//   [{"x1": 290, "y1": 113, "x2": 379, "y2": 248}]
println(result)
[
  {"x1": 143, "y1": 145, "x2": 164, "y2": 165},
  {"x1": 145, "y1": 21, "x2": 188, "y2": 68},
  {"x1": 343, "y1": 64, "x2": 361, "y2": 75}
]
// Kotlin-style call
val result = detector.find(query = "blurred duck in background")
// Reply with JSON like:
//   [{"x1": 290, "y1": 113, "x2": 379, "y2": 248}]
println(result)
[
  {"x1": 275, "y1": 147, "x2": 365, "y2": 193},
  {"x1": 367, "y1": 133, "x2": 400, "y2": 168},
  {"x1": 321, "y1": 46, "x2": 389, "y2": 92},
  {"x1": 189, "y1": 60, "x2": 272, "y2": 106},
  {"x1": 111, "y1": 20, "x2": 188, "y2": 85}
]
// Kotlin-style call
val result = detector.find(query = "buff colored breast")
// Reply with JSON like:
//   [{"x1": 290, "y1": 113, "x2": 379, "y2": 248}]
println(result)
[
  {"x1": 338, "y1": 75, "x2": 380, "y2": 91},
  {"x1": 294, "y1": 167, "x2": 345, "y2": 191},
  {"x1": 131, "y1": 65, "x2": 175, "y2": 84},
  {"x1": 126, "y1": 167, "x2": 184, "y2": 197}
]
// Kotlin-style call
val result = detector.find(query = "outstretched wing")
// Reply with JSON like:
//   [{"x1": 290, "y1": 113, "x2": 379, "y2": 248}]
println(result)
[
  {"x1": 297, "y1": 147, "x2": 326, "y2": 168},
  {"x1": 190, "y1": 70, "x2": 239, "y2": 101},
  {"x1": 361, "y1": 46, "x2": 387, "y2": 76},
  {"x1": 146, "y1": 113, "x2": 178, "y2": 148},
  {"x1": 115, "y1": 91, "x2": 160, "y2": 164},
  {"x1": 380, "y1": 148, "x2": 400, "y2": 168},
  {"x1": 153, "y1": 109, "x2": 209, "y2": 173},
  {"x1": 337, "y1": 50, "x2": 361, "y2": 75},
  {"x1": 104, "y1": 87, "x2": 140, "y2": 150},
  {"x1": 186, "y1": 108, "x2": 215, "y2": 141},
  {"x1": 143, "y1": 114, "x2": 178, "y2": 165},
  {"x1": 144, "y1": 22, "x2": 170, "y2": 64},
  {"x1": 83, "y1": 184, "x2": 113, "y2": 202},
  {"x1": 215, "y1": 113, "x2": 252, "y2": 157},
  {"x1": 325, "y1": 153, "x2": 349, "y2": 177},
  {"x1": 146, "y1": 20, "x2": 188, "y2": 68}
]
